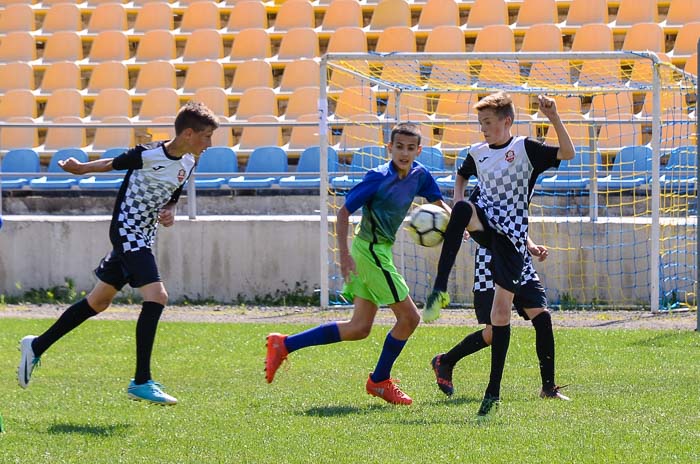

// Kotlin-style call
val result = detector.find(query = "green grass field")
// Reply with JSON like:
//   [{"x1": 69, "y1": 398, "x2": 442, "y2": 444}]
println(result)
[{"x1": 1, "y1": 318, "x2": 698, "y2": 463}]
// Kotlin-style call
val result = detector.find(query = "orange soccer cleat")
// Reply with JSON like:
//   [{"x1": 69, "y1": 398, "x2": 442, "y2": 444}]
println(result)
[
  {"x1": 365, "y1": 374, "x2": 413, "y2": 405},
  {"x1": 265, "y1": 333, "x2": 288, "y2": 384}
]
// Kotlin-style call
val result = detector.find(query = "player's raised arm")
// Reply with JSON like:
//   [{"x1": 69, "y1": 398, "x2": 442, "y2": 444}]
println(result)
[
  {"x1": 538, "y1": 95, "x2": 575, "y2": 161},
  {"x1": 58, "y1": 157, "x2": 114, "y2": 175}
]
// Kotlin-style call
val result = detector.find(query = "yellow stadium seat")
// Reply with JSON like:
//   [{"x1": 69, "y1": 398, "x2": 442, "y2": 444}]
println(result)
[
  {"x1": 228, "y1": 28, "x2": 272, "y2": 61},
  {"x1": 91, "y1": 115, "x2": 135, "y2": 150},
  {"x1": 440, "y1": 113, "x2": 481, "y2": 151},
  {"x1": 87, "y1": 30, "x2": 130, "y2": 63},
  {"x1": 43, "y1": 116, "x2": 86, "y2": 150},
  {"x1": 380, "y1": 62, "x2": 421, "y2": 87},
  {"x1": 182, "y1": 61, "x2": 225, "y2": 93},
  {"x1": 193, "y1": 87, "x2": 230, "y2": 117},
  {"x1": 473, "y1": 24, "x2": 514, "y2": 52},
  {"x1": 277, "y1": 28, "x2": 319, "y2": 60},
  {"x1": 628, "y1": 53, "x2": 673, "y2": 86},
  {"x1": 39, "y1": 3, "x2": 81, "y2": 34},
  {"x1": 368, "y1": 0, "x2": 411, "y2": 31},
  {"x1": 0, "y1": 89, "x2": 36, "y2": 118},
  {"x1": 434, "y1": 92, "x2": 476, "y2": 119},
  {"x1": 478, "y1": 62, "x2": 520, "y2": 86},
  {"x1": 327, "y1": 26, "x2": 367, "y2": 53},
  {"x1": 230, "y1": 60, "x2": 274, "y2": 93},
  {"x1": 385, "y1": 91, "x2": 428, "y2": 119},
  {"x1": 86, "y1": 61, "x2": 129, "y2": 94},
  {"x1": 670, "y1": 23, "x2": 700, "y2": 59},
  {"x1": 134, "y1": 30, "x2": 176, "y2": 62},
  {"x1": 544, "y1": 114, "x2": 591, "y2": 146},
  {"x1": 136, "y1": 87, "x2": 180, "y2": 121},
  {"x1": 86, "y1": 0, "x2": 127, "y2": 6},
  {"x1": 320, "y1": 0, "x2": 363, "y2": 31},
  {"x1": 621, "y1": 23, "x2": 664, "y2": 53},
  {"x1": 424, "y1": 25, "x2": 466, "y2": 53},
  {"x1": 211, "y1": 125, "x2": 234, "y2": 148},
  {"x1": 513, "y1": 0, "x2": 557, "y2": 28},
  {"x1": 237, "y1": 114, "x2": 283, "y2": 149},
  {"x1": 133, "y1": 61, "x2": 177, "y2": 94},
  {"x1": 287, "y1": 113, "x2": 320, "y2": 150},
  {"x1": 40, "y1": 31, "x2": 83, "y2": 63},
  {"x1": 0, "y1": 4, "x2": 35, "y2": 33},
  {"x1": 0, "y1": 117, "x2": 38, "y2": 149},
  {"x1": 571, "y1": 23, "x2": 613, "y2": 51},
  {"x1": 664, "y1": 0, "x2": 700, "y2": 27},
  {"x1": 272, "y1": 0, "x2": 315, "y2": 31},
  {"x1": 562, "y1": 0, "x2": 608, "y2": 27},
  {"x1": 684, "y1": 52, "x2": 697, "y2": 75},
  {"x1": 0, "y1": 31, "x2": 35, "y2": 62},
  {"x1": 520, "y1": 24, "x2": 562, "y2": 52},
  {"x1": 0, "y1": 62, "x2": 34, "y2": 93},
  {"x1": 224, "y1": 0, "x2": 268, "y2": 32},
  {"x1": 426, "y1": 60, "x2": 471, "y2": 88},
  {"x1": 90, "y1": 88, "x2": 132, "y2": 119},
  {"x1": 181, "y1": 29, "x2": 224, "y2": 62},
  {"x1": 338, "y1": 114, "x2": 382, "y2": 150},
  {"x1": 589, "y1": 93, "x2": 635, "y2": 119},
  {"x1": 417, "y1": 0, "x2": 459, "y2": 30},
  {"x1": 548, "y1": 97, "x2": 582, "y2": 117},
  {"x1": 596, "y1": 120, "x2": 643, "y2": 153},
  {"x1": 375, "y1": 26, "x2": 415, "y2": 53},
  {"x1": 38, "y1": 61, "x2": 81, "y2": 94},
  {"x1": 147, "y1": 115, "x2": 176, "y2": 142},
  {"x1": 178, "y1": 1, "x2": 221, "y2": 32},
  {"x1": 528, "y1": 60, "x2": 570, "y2": 87},
  {"x1": 133, "y1": 2, "x2": 174, "y2": 33},
  {"x1": 660, "y1": 117, "x2": 695, "y2": 149},
  {"x1": 279, "y1": 59, "x2": 320, "y2": 92},
  {"x1": 333, "y1": 86, "x2": 377, "y2": 119},
  {"x1": 42, "y1": 89, "x2": 84, "y2": 120},
  {"x1": 611, "y1": 0, "x2": 657, "y2": 27},
  {"x1": 577, "y1": 59, "x2": 623, "y2": 87},
  {"x1": 234, "y1": 87, "x2": 278, "y2": 120},
  {"x1": 284, "y1": 86, "x2": 320, "y2": 120},
  {"x1": 641, "y1": 92, "x2": 689, "y2": 119},
  {"x1": 466, "y1": 0, "x2": 508, "y2": 30},
  {"x1": 87, "y1": 3, "x2": 127, "y2": 33}
]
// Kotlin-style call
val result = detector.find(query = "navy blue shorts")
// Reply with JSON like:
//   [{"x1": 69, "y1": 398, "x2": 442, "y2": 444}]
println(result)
[
  {"x1": 94, "y1": 248, "x2": 161, "y2": 290},
  {"x1": 473, "y1": 279, "x2": 548, "y2": 325}
]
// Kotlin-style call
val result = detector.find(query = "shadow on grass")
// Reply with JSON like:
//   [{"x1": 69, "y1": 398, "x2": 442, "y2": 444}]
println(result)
[
  {"x1": 47, "y1": 423, "x2": 130, "y2": 437},
  {"x1": 628, "y1": 331, "x2": 696, "y2": 347},
  {"x1": 301, "y1": 404, "x2": 384, "y2": 417}
]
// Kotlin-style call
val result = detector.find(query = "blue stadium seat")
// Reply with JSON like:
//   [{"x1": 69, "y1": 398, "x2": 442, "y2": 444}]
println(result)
[
  {"x1": 416, "y1": 146, "x2": 444, "y2": 172},
  {"x1": 228, "y1": 146, "x2": 288, "y2": 189},
  {"x1": 279, "y1": 146, "x2": 339, "y2": 189},
  {"x1": 540, "y1": 147, "x2": 602, "y2": 192},
  {"x1": 78, "y1": 147, "x2": 128, "y2": 190},
  {"x1": 660, "y1": 145, "x2": 697, "y2": 194},
  {"x1": 598, "y1": 145, "x2": 652, "y2": 190},
  {"x1": 330, "y1": 145, "x2": 386, "y2": 189},
  {"x1": 1, "y1": 149, "x2": 40, "y2": 189},
  {"x1": 29, "y1": 148, "x2": 88, "y2": 190},
  {"x1": 195, "y1": 146, "x2": 238, "y2": 190}
]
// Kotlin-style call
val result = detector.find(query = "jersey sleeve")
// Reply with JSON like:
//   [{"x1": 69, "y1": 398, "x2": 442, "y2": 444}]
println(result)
[
  {"x1": 418, "y1": 168, "x2": 443, "y2": 203},
  {"x1": 524, "y1": 137, "x2": 561, "y2": 176},
  {"x1": 343, "y1": 170, "x2": 384, "y2": 214},
  {"x1": 456, "y1": 152, "x2": 477, "y2": 179},
  {"x1": 111, "y1": 147, "x2": 143, "y2": 171}
]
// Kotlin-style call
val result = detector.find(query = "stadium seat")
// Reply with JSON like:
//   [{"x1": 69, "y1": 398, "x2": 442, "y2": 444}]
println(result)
[
  {"x1": 337, "y1": 114, "x2": 382, "y2": 150},
  {"x1": 385, "y1": 91, "x2": 428, "y2": 119},
  {"x1": 78, "y1": 147, "x2": 129, "y2": 190},
  {"x1": 194, "y1": 87, "x2": 230, "y2": 117},
  {"x1": 465, "y1": 0, "x2": 507, "y2": 30},
  {"x1": 540, "y1": 147, "x2": 602, "y2": 191},
  {"x1": 374, "y1": 26, "x2": 416, "y2": 53},
  {"x1": 136, "y1": 87, "x2": 180, "y2": 121},
  {"x1": 0, "y1": 148, "x2": 40, "y2": 189},
  {"x1": 279, "y1": 145, "x2": 339, "y2": 188},
  {"x1": 37, "y1": 61, "x2": 81, "y2": 94},
  {"x1": 628, "y1": 53, "x2": 673, "y2": 86},
  {"x1": 230, "y1": 60, "x2": 274, "y2": 93},
  {"x1": 570, "y1": 23, "x2": 614, "y2": 52},
  {"x1": 228, "y1": 145, "x2": 288, "y2": 189},
  {"x1": 327, "y1": 27, "x2": 368, "y2": 53},
  {"x1": 181, "y1": 60, "x2": 225, "y2": 94},
  {"x1": 0, "y1": 117, "x2": 38, "y2": 149},
  {"x1": 621, "y1": 23, "x2": 664, "y2": 53},
  {"x1": 90, "y1": 89, "x2": 132, "y2": 120},
  {"x1": 426, "y1": 60, "x2": 471, "y2": 88},
  {"x1": 424, "y1": 25, "x2": 466, "y2": 53},
  {"x1": 576, "y1": 59, "x2": 622, "y2": 87},
  {"x1": 684, "y1": 53, "x2": 697, "y2": 75},
  {"x1": 40, "y1": 31, "x2": 83, "y2": 63},
  {"x1": 276, "y1": 28, "x2": 319, "y2": 61},
  {"x1": 473, "y1": 24, "x2": 514, "y2": 52},
  {"x1": 320, "y1": 0, "x2": 363, "y2": 31},
  {"x1": 434, "y1": 92, "x2": 476, "y2": 119},
  {"x1": 224, "y1": 0, "x2": 268, "y2": 32},
  {"x1": 194, "y1": 146, "x2": 238, "y2": 190},
  {"x1": 178, "y1": 1, "x2": 221, "y2": 33},
  {"x1": 379, "y1": 62, "x2": 422, "y2": 87},
  {"x1": 416, "y1": 146, "x2": 444, "y2": 172},
  {"x1": 286, "y1": 113, "x2": 320, "y2": 149},
  {"x1": 333, "y1": 86, "x2": 378, "y2": 120},
  {"x1": 133, "y1": 61, "x2": 177, "y2": 94},
  {"x1": 39, "y1": 3, "x2": 81, "y2": 34},
  {"x1": 30, "y1": 148, "x2": 89, "y2": 190},
  {"x1": 416, "y1": 0, "x2": 459, "y2": 30},
  {"x1": 0, "y1": 88, "x2": 36, "y2": 119},
  {"x1": 562, "y1": 0, "x2": 607, "y2": 27},
  {"x1": 663, "y1": 0, "x2": 700, "y2": 27},
  {"x1": 271, "y1": 0, "x2": 315, "y2": 31},
  {"x1": 640, "y1": 92, "x2": 688, "y2": 118},
  {"x1": 0, "y1": 62, "x2": 34, "y2": 94},
  {"x1": 181, "y1": 29, "x2": 224, "y2": 62},
  {"x1": 520, "y1": 24, "x2": 563, "y2": 52},
  {"x1": 132, "y1": 2, "x2": 174, "y2": 33},
  {"x1": 588, "y1": 94, "x2": 635, "y2": 120},
  {"x1": 330, "y1": 145, "x2": 386, "y2": 189},
  {"x1": 596, "y1": 120, "x2": 642, "y2": 153},
  {"x1": 134, "y1": 30, "x2": 177, "y2": 62},
  {"x1": 146, "y1": 115, "x2": 175, "y2": 141},
  {"x1": 87, "y1": 3, "x2": 128, "y2": 33},
  {"x1": 544, "y1": 113, "x2": 591, "y2": 147},
  {"x1": 41, "y1": 88, "x2": 84, "y2": 120},
  {"x1": 439, "y1": 113, "x2": 481, "y2": 152},
  {"x1": 611, "y1": 0, "x2": 657, "y2": 27},
  {"x1": 367, "y1": 0, "x2": 411, "y2": 31},
  {"x1": 228, "y1": 28, "x2": 272, "y2": 61},
  {"x1": 43, "y1": 116, "x2": 86, "y2": 150},
  {"x1": 660, "y1": 117, "x2": 695, "y2": 150},
  {"x1": 513, "y1": 0, "x2": 557, "y2": 28},
  {"x1": 236, "y1": 114, "x2": 283, "y2": 149},
  {"x1": 544, "y1": 96, "x2": 583, "y2": 117},
  {"x1": 284, "y1": 87, "x2": 320, "y2": 120},
  {"x1": 597, "y1": 145, "x2": 652, "y2": 190},
  {"x1": 233, "y1": 87, "x2": 278, "y2": 120},
  {"x1": 669, "y1": 23, "x2": 700, "y2": 59},
  {"x1": 278, "y1": 59, "x2": 320, "y2": 92},
  {"x1": 0, "y1": 31, "x2": 36, "y2": 62},
  {"x1": 528, "y1": 60, "x2": 570, "y2": 86},
  {"x1": 0, "y1": 4, "x2": 35, "y2": 33},
  {"x1": 90, "y1": 116, "x2": 134, "y2": 151},
  {"x1": 86, "y1": 31, "x2": 130, "y2": 63},
  {"x1": 86, "y1": 61, "x2": 129, "y2": 95},
  {"x1": 659, "y1": 145, "x2": 697, "y2": 193},
  {"x1": 477, "y1": 61, "x2": 520, "y2": 86}
]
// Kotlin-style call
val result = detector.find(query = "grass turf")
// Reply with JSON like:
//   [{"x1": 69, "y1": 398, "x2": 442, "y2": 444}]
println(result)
[{"x1": 1, "y1": 318, "x2": 698, "y2": 463}]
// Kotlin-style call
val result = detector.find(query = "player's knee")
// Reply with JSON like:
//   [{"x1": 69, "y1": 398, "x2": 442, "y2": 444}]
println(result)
[
  {"x1": 87, "y1": 295, "x2": 112, "y2": 313},
  {"x1": 483, "y1": 325, "x2": 493, "y2": 345},
  {"x1": 345, "y1": 321, "x2": 372, "y2": 340},
  {"x1": 149, "y1": 289, "x2": 168, "y2": 306},
  {"x1": 531, "y1": 309, "x2": 552, "y2": 329},
  {"x1": 403, "y1": 309, "x2": 420, "y2": 330}
]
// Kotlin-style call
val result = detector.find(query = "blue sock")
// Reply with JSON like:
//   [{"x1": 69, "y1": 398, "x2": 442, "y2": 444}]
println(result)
[
  {"x1": 284, "y1": 322, "x2": 341, "y2": 353},
  {"x1": 370, "y1": 332, "x2": 407, "y2": 383}
]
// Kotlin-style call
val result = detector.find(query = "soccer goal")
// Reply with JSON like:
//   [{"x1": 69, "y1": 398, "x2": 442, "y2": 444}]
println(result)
[{"x1": 318, "y1": 52, "x2": 698, "y2": 313}]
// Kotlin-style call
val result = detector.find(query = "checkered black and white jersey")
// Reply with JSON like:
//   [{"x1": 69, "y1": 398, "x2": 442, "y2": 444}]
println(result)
[
  {"x1": 458, "y1": 136, "x2": 560, "y2": 255},
  {"x1": 109, "y1": 142, "x2": 195, "y2": 252},
  {"x1": 472, "y1": 247, "x2": 539, "y2": 293}
]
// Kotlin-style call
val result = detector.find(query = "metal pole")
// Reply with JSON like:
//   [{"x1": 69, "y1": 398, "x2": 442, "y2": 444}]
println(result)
[
  {"x1": 650, "y1": 57, "x2": 661, "y2": 313},
  {"x1": 187, "y1": 174, "x2": 196, "y2": 220},
  {"x1": 319, "y1": 56, "x2": 330, "y2": 309}
]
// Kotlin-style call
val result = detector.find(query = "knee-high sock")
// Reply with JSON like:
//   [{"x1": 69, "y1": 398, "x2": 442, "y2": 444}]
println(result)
[
  {"x1": 485, "y1": 324, "x2": 510, "y2": 398},
  {"x1": 134, "y1": 301, "x2": 164, "y2": 385},
  {"x1": 284, "y1": 322, "x2": 341, "y2": 353},
  {"x1": 531, "y1": 311, "x2": 555, "y2": 391},
  {"x1": 370, "y1": 332, "x2": 407, "y2": 383},
  {"x1": 441, "y1": 329, "x2": 489, "y2": 366},
  {"x1": 434, "y1": 201, "x2": 473, "y2": 292},
  {"x1": 32, "y1": 299, "x2": 98, "y2": 357}
]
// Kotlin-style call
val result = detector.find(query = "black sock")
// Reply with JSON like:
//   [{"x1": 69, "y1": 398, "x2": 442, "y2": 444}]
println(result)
[
  {"x1": 434, "y1": 201, "x2": 473, "y2": 292},
  {"x1": 32, "y1": 299, "x2": 98, "y2": 357},
  {"x1": 134, "y1": 301, "x2": 164, "y2": 385},
  {"x1": 531, "y1": 311, "x2": 555, "y2": 391},
  {"x1": 442, "y1": 329, "x2": 488, "y2": 366},
  {"x1": 485, "y1": 324, "x2": 511, "y2": 398}
]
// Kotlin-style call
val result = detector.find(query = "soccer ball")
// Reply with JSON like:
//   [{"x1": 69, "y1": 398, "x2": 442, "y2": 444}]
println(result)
[{"x1": 406, "y1": 204, "x2": 449, "y2": 247}]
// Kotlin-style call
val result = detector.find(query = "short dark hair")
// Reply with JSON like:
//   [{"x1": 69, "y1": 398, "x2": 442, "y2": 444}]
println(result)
[
  {"x1": 174, "y1": 101, "x2": 220, "y2": 135},
  {"x1": 389, "y1": 122, "x2": 422, "y2": 145},
  {"x1": 474, "y1": 91, "x2": 515, "y2": 122}
]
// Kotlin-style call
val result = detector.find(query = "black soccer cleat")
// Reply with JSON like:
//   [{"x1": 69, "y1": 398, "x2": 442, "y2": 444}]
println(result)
[
  {"x1": 477, "y1": 393, "x2": 500, "y2": 417},
  {"x1": 430, "y1": 354, "x2": 454, "y2": 396}
]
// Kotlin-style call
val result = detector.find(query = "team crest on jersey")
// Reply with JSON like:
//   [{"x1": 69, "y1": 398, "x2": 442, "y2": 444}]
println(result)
[
  {"x1": 177, "y1": 168, "x2": 186, "y2": 183},
  {"x1": 505, "y1": 150, "x2": 515, "y2": 163}
]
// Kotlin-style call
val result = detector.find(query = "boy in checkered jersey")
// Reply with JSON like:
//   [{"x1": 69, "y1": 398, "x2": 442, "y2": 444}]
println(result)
[
  {"x1": 424, "y1": 92, "x2": 574, "y2": 416},
  {"x1": 18, "y1": 102, "x2": 219, "y2": 405}
]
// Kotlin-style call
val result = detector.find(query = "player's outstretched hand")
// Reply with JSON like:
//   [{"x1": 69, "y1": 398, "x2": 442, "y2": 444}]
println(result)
[
  {"x1": 538, "y1": 95, "x2": 559, "y2": 120},
  {"x1": 528, "y1": 242, "x2": 549, "y2": 262},
  {"x1": 58, "y1": 157, "x2": 85, "y2": 175}
]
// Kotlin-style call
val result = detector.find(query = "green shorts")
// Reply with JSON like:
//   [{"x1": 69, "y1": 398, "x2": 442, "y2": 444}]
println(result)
[{"x1": 342, "y1": 237, "x2": 410, "y2": 306}]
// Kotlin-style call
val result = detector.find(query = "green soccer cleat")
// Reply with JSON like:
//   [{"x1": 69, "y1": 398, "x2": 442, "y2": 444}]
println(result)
[
  {"x1": 423, "y1": 290, "x2": 450, "y2": 323},
  {"x1": 477, "y1": 393, "x2": 500, "y2": 417}
]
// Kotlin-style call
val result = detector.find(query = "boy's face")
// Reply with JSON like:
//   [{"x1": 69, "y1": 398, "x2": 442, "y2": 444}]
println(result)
[
  {"x1": 388, "y1": 132, "x2": 422, "y2": 174},
  {"x1": 186, "y1": 126, "x2": 215, "y2": 158},
  {"x1": 477, "y1": 108, "x2": 512, "y2": 145}
]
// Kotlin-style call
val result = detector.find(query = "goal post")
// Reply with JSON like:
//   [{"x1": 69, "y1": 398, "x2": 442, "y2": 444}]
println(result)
[{"x1": 319, "y1": 51, "x2": 698, "y2": 313}]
